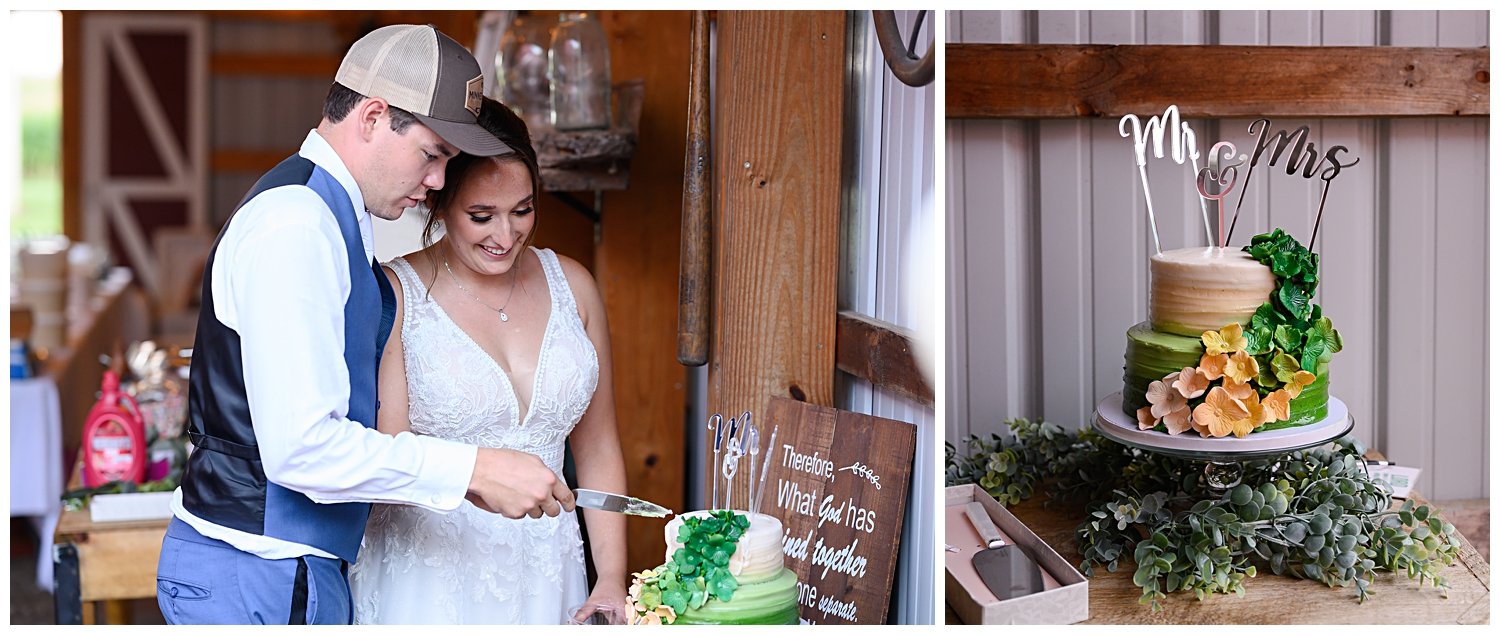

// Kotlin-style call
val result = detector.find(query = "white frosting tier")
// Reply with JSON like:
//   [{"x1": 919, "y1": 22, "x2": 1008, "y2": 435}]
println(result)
[
  {"x1": 664, "y1": 511, "x2": 785, "y2": 585},
  {"x1": 1150, "y1": 247, "x2": 1275, "y2": 337}
]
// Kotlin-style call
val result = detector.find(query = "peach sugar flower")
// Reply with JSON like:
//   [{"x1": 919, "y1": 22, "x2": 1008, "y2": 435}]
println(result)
[
  {"x1": 1223, "y1": 350, "x2": 1259, "y2": 384},
  {"x1": 1220, "y1": 377, "x2": 1254, "y2": 401},
  {"x1": 1172, "y1": 366, "x2": 1209, "y2": 399},
  {"x1": 1201, "y1": 323, "x2": 1248, "y2": 356},
  {"x1": 1144, "y1": 378, "x2": 1191, "y2": 434},
  {"x1": 1261, "y1": 389, "x2": 1292, "y2": 423},
  {"x1": 1198, "y1": 353, "x2": 1228, "y2": 381},
  {"x1": 1191, "y1": 385, "x2": 1266, "y2": 438}
]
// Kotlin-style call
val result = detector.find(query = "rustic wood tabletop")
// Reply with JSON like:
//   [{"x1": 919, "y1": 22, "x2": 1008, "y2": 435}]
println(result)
[{"x1": 946, "y1": 452, "x2": 1490, "y2": 625}]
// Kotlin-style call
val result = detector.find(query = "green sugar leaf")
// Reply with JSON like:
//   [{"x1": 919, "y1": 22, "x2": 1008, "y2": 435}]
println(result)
[
  {"x1": 1279, "y1": 284, "x2": 1311, "y2": 322},
  {"x1": 1272, "y1": 353, "x2": 1302, "y2": 383}
]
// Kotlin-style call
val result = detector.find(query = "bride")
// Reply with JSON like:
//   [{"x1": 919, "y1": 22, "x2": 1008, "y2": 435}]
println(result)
[{"x1": 349, "y1": 98, "x2": 627, "y2": 623}]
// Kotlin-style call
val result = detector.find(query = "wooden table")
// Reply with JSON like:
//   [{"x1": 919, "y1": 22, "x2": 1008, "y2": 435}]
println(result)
[
  {"x1": 946, "y1": 453, "x2": 1490, "y2": 624},
  {"x1": 52, "y1": 459, "x2": 169, "y2": 625}
]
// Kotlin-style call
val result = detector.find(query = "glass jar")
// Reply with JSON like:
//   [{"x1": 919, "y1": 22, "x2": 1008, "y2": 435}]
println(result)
[
  {"x1": 548, "y1": 12, "x2": 611, "y2": 131},
  {"x1": 496, "y1": 12, "x2": 553, "y2": 131}
]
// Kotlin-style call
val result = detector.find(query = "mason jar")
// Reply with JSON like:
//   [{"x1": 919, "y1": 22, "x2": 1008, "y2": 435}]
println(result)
[{"x1": 548, "y1": 12, "x2": 611, "y2": 131}]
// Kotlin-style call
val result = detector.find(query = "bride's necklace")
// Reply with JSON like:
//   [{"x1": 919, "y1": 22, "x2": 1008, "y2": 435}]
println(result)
[{"x1": 443, "y1": 254, "x2": 518, "y2": 322}]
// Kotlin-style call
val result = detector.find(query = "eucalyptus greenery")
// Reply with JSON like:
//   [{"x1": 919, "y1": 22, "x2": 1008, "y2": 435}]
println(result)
[
  {"x1": 946, "y1": 421, "x2": 1462, "y2": 609},
  {"x1": 630, "y1": 510, "x2": 750, "y2": 619}
]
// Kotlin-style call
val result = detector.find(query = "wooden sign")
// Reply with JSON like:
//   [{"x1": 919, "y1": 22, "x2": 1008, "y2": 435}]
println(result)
[{"x1": 762, "y1": 396, "x2": 917, "y2": 625}]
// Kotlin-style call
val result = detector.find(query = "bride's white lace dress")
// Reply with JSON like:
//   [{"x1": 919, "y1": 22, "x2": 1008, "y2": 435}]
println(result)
[{"x1": 349, "y1": 247, "x2": 599, "y2": 624}]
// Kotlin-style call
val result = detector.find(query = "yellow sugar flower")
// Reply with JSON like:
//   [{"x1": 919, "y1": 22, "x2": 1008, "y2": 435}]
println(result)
[
  {"x1": 1198, "y1": 353, "x2": 1229, "y2": 381},
  {"x1": 636, "y1": 611, "x2": 662, "y2": 626},
  {"x1": 1172, "y1": 366, "x2": 1209, "y2": 399},
  {"x1": 1261, "y1": 390, "x2": 1291, "y2": 423},
  {"x1": 1192, "y1": 387, "x2": 1246, "y2": 438},
  {"x1": 1285, "y1": 370, "x2": 1316, "y2": 398},
  {"x1": 1223, "y1": 350, "x2": 1259, "y2": 384},
  {"x1": 1202, "y1": 323, "x2": 1248, "y2": 356}
]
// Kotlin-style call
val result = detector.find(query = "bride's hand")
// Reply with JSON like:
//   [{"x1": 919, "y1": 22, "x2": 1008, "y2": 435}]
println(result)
[{"x1": 573, "y1": 582, "x2": 630, "y2": 622}]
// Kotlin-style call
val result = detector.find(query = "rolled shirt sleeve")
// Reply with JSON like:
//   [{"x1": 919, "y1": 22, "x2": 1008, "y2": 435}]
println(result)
[{"x1": 219, "y1": 185, "x2": 475, "y2": 511}]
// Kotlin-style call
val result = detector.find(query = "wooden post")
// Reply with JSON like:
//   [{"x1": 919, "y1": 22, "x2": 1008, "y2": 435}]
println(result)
[
  {"x1": 677, "y1": 10, "x2": 713, "y2": 366},
  {"x1": 708, "y1": 11, "x2": 845, "y2": 506}
]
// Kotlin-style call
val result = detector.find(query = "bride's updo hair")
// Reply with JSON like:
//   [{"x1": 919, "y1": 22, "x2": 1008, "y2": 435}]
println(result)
[{"x1": 420, "y1": 97, "x2": 543, "y2": 251}]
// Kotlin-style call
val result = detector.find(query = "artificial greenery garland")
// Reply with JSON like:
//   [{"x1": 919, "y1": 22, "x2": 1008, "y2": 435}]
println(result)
[
  {"x1": 628, "y1": 510, "x2": 751, "y2": 624},
  {"x1": 946, "y1": 419, "x2": 1462, "y2": 609}
]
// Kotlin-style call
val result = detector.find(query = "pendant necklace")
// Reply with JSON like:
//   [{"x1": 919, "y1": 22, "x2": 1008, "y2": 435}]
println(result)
[{"x1": 443, "y1": 255, "x2": 518, "y2": 322}]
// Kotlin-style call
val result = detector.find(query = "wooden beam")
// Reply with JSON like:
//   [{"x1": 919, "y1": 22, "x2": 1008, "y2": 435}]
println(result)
[
  {"x1": 835, "y1": 310, "x2": 933, "y2": 406},
  {"x1": 209, "y1": 53, "x2": 340, "y2": 77},
  {"x1": 947, "y1": 44, "x2": 1489, "y2": 119},
  {"x1": 709, "y1": 10, "x2": 844, "y2": 439},
  {"x1": 62, "y1": 11, "x2": 83, "y2": 240}
]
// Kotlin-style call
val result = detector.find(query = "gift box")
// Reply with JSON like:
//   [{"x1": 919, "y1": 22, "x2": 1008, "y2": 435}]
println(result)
[{"x1": 945, "y1": 484, "x2": 1088, "y2": 624}]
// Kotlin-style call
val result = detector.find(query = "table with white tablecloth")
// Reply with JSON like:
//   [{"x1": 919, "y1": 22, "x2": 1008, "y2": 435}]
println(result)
[{"x1": 9, "y1": 376, "x2": 63, "y2": 591}]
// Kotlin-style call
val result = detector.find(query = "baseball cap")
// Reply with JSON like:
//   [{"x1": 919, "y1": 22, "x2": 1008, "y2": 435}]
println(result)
[{"x1": 335, "y1": 24, "x2": 514, "y2": 157}]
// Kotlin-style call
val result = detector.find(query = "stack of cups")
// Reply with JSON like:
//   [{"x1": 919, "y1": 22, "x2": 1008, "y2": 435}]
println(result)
[{"x1": 16, "y1": 237, "x2": 71, "y2": 352}]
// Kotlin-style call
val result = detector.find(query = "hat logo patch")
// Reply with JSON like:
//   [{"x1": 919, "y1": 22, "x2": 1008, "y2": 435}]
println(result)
[{"x1": 465, "y1": 76, "x2": 483, "y2": 118}]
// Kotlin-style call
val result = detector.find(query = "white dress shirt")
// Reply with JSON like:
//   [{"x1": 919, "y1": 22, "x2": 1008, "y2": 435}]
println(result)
[{"x1": 171, "y1": 130, "x2": 477, "y2": 560}]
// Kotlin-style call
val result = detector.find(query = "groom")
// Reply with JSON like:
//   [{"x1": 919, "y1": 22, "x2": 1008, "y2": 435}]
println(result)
[{"x1": 156, "y1": 24, "x2": 573, "y2": 624}]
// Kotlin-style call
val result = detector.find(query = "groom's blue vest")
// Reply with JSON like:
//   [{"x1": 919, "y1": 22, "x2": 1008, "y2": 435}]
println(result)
[{"x1": 182, "y1": 154, "x2": 395, "y2": 563}]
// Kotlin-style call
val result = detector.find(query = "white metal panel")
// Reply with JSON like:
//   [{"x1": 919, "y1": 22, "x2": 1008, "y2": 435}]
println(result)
[
  {"x1": 948, "y1": 9, "x2": 1488, "y2": 499},
  {"x1": 838, "y1": 10, "x2": 936, "y2": 624}
]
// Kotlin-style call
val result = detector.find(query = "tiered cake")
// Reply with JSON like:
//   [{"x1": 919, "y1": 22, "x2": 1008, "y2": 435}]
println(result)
[
  {"x1": 1124, "y1": 231, "x2": 1339, "y2": 438},
  {"x1": 660, "y1": 511, "x2": 798, "y2": 625}
]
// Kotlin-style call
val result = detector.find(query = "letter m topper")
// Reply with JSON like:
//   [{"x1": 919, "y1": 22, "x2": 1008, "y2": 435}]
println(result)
[{"x1": 760, "y1": 397, "x2": 917, "y2": 624}]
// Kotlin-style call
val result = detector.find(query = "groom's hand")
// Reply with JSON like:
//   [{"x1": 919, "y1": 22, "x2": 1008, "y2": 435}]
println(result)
[{"x1": 467, "y1": 447, "x2": 577, "y2": 519}]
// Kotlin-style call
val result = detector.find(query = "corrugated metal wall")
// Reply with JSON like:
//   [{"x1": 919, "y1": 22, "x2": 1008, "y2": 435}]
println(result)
[
  {"x1": 946, "y1": 10, "x2": 1488, "y2": 500},
  {"x1": 838, "y1": 10, "x2": 936, "y2": 624}
]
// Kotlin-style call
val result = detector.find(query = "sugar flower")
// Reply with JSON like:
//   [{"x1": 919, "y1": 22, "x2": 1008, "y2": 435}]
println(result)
[
  {"x1": 1172, "y1": 366, "x2": 1209, "y2": 399},
  {"x1": 1285, "y1": 370, "x2": 1316, "y2": 398},
  {"x1": 655, "y1": 604, "x2": 678, "y2": 624},
  {"x1": 1261, "y1": 390, "x2": 1291, "y2": 423},
  {"x1": 1146, "y1": 380, "x2": 1185, "y2": 418},
  {"x1": 1137, "y1": 406, "x2": 1158, "y2": 431},
  {"x1": 1223, "y1": 350, "x2": 1259, "y2": 384},
  {"x1": 1198, "y1": 353, "x2": 1228, "y2": 381},
  {"x1": 1192, "y1": 386, "x2": 1259, "y2": 438},
  {"x1": 1202, "y1": 322, "x2": 1248, "y2": 356},
  {"x1": 1220, "y1": 377, "x2": 1254, "y2": 401}
]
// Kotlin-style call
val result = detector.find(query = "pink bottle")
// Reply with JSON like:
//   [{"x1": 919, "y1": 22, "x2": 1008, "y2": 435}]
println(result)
[{"x1": 81, "y1": 370, "x2": 147, "y2": 487}]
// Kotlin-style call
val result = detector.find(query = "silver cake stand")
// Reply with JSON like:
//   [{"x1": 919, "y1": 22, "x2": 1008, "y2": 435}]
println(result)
[{"x1": 1092, "y1": 392, "x2": 1354, "y2": 494}]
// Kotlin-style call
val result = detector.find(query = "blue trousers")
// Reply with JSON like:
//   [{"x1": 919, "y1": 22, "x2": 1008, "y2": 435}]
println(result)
[{"x1": 156, "y1": 517, "x2": 351, "y2": 624}]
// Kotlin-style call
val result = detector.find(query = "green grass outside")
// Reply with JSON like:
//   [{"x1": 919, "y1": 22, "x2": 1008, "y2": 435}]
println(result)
[{"x1": 13, "y1": 75, "x2": 63, "y2": 239}]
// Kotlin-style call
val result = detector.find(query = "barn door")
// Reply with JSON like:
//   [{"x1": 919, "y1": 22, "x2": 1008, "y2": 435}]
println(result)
[{"x1": 80, "y1": 13, "x2": 207, "y2": 303}]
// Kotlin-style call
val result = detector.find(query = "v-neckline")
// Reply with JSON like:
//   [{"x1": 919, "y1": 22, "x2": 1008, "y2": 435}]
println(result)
[{"x1": 408, "y1": 249, "x2": 555, "y2": 427}]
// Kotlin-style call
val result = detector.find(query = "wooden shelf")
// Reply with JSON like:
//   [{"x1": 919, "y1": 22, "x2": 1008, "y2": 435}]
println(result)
[{"x1": 947, "y1": 44, "x2": 1490, "y2": 119}]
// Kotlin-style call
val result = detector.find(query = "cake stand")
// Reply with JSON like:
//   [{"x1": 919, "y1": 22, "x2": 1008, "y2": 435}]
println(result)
[{"x1": 1092, "y1": 392, "x2": 1354, "y2": 495}]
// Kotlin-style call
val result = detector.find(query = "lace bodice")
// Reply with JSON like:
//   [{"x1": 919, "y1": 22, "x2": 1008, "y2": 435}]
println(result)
[{"x1": 350, "y1": 247, "x2": 598, "y2": 624}]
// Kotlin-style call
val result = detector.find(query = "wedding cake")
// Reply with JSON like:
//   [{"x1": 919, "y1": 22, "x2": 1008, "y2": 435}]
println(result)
[
  {"x1": 1124, "y1": 230, "x2": 1339, "y2": 438},
  {"x1": 628, "y1": 510, "x2": 799, "y2": 625}
]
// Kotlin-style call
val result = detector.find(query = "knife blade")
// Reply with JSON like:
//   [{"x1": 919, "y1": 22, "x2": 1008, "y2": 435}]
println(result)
[
  {"x1": 574, "y1": 488, "x2": 674, "y2": 518},
  {"x1": 964, "y1": 502, "x2": 1044, "y2": 600}
]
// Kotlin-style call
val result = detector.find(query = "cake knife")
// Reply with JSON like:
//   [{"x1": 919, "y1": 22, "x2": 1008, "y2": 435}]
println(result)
[{"x1": 574, "y1": 488, "x2": 674, "y2": 517}]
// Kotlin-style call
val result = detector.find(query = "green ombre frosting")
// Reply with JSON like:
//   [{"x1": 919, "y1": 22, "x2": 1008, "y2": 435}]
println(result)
[
  {"x1": 1122, "y1": 321, "x2": 1329, "y2": 429},
  {"x1": 670, "y1": 568, "x2": 801, "y2": 625}
]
